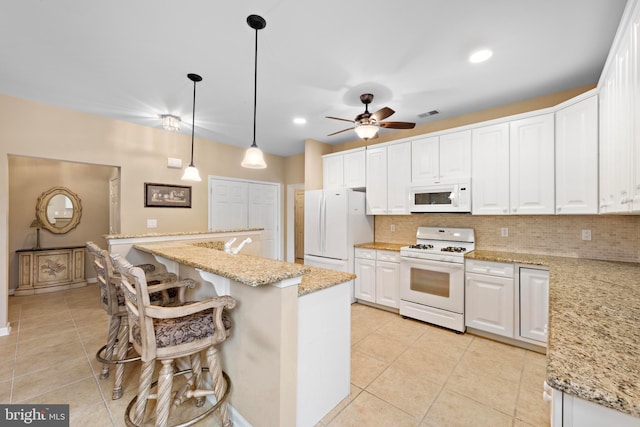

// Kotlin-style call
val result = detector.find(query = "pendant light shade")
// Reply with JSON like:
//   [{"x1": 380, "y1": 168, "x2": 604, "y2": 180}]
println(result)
[
  {"x1": 241, "y1": 14, "x2": 267, "y2": 169},
  {"x1": 182, "y1": 73, "x2": 202, "y2": 182}
]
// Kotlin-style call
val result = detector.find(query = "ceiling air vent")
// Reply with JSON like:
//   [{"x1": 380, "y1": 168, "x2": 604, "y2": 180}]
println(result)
[{"x1": 418, "y1": 110, "x2": 439, "y2": 119}]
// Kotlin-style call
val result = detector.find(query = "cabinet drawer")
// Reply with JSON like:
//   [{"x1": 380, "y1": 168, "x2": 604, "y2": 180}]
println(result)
[
  {"x1": 355, "y1": 248, "x2": 376, "y2": 259},
  {"x1": 465, "y1": 259, "x2": 514, "y2": 277},
  {"x1": 376, "y1": 250, "x2": 400, "y2": 263}
]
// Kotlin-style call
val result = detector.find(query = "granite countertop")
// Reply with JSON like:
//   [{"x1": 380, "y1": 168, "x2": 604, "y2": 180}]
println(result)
[
  {"x1": 298, "y1": 266, "x2": 355, "y2": 297},
  {"x1": 133, "y1": 241, "x2": 354, "y2": 297},
  {"x1": 104, "y1": 228, "x2": 263, "y2": 240},
  {"x1": 354, "y1": 242, "x2": 408, "y2": 252},
  {"x1": 134, "y1": 242, "x2": 308, "y2": 287},
  {"x1": 467, "y1": 250, "x2": 640, "y2": 418}
]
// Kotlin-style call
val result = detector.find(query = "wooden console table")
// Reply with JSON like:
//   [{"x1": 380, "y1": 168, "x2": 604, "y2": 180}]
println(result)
[{"x1": 15, "y1": 246, "x2": 86, "y2": 295}]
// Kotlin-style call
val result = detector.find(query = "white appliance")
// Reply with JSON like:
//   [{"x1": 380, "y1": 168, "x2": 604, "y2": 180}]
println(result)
[
  {"x1": 399, "y1": 227, "x2": 475, "y2": 332},
  {"x1": 304, "y1": 189, "x2": 373, "y2": 298},
  {"x1": 410, "y1": 178, "x2": 471, "y2": 213}
]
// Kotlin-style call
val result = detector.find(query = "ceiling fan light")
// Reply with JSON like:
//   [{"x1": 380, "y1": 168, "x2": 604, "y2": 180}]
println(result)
[
  {"x1": 241, "y1": 145, "x2": 267, "y2": 169},
  {"x1": 354, "y1": 123, "x2": 379, "y2": 140},
  {"x1": 181, "y1": 164, "x2": 202, "y2": 181}
]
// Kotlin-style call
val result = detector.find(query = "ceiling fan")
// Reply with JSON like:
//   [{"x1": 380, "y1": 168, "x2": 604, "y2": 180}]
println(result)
[{"x1": 326, "y1": 93, "x2": 416, "y2": 140}]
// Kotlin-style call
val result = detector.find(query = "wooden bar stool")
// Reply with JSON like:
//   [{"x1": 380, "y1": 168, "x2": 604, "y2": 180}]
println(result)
[
  {"x1": 111, "y1": 254, "x2": 235, "y2": 427},
  {"x1": 86, "y1": 242, "x2": 192, "y2": 400}
]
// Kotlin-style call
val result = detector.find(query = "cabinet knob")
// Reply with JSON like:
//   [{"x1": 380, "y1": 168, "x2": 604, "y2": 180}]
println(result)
[
  {"x1": 503, "y1": 209, "x2": 508, "y2": 213},
  {"x1": 512, "y1": 208, "x2": 517, "y2": 213},
  {"x1": 557, "y1": 207, "x2": 561, "y2": 212}
]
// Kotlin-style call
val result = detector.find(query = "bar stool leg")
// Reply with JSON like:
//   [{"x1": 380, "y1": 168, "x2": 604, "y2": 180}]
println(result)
[
  {"x1": 112, "y1": 316, "x2": 130, "y2": 399},
  {"x1": 206, "y1": 346, "x2": 230, "y2": 427},
  {"x1": 156, "y1": 359, "x2": 175, "y2": 427},
  {"x1": 100, "y1": 315, "x2": 121, "y2": 379},
  {"x1": 133, "y1": 360, "x2": 155, "y2": 426}
]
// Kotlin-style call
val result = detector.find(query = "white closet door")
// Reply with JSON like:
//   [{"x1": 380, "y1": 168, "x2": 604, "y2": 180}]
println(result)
[
  {"x1": 249, "y1": 183, "x2": 279, "y2": 259},
  {"x1": 210, "y1": 179, "x2": 248, "y2": 230}
]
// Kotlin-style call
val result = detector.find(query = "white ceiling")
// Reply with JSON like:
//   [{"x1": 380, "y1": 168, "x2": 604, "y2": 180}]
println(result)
[{"x1": 0, "y1": 1, "x2": 628, "y2": 157}]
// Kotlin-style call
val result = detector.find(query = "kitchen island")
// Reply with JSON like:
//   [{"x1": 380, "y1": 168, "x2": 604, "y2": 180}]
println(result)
[
  {"x1": 131, "y1": 241, "x2": 355, "y2": 427},
  {"x1": 466, "y1": 250, "x2": 640, "y2": 425}
]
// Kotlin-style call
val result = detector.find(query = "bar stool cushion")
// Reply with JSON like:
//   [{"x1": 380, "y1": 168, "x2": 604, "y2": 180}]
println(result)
[{"x1": 131, "y1": 308, "x2": 231, "y2": 348}]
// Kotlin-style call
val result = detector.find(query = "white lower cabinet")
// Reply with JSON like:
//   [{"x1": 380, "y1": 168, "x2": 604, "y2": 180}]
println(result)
[
  {"x1": 465, "y1": 260, "x2": 515, "y2": 337},
  {"x1": 354, "y1": 248, "x2": 400, "y2": 309},
  {"x1": 465, "y1": 260, "x2": 548, "y2": 345},
  {"x1": 551, "y1": 387, "x2": 640, "y2": 427},
  {"x1": 519, "y1": 268, "x2": 549, "y2": 343}
]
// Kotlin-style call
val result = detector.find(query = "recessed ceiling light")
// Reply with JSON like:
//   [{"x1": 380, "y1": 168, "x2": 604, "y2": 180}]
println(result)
[
  {"x1": 469, "y1": 49, "x2": 493, "y2": 64},
  {"x1": 293, "y1": 117, "x2": 307, "y2": 125}
]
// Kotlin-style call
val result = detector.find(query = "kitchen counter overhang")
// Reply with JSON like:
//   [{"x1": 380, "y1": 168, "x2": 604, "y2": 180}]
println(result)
[{"x1": 466, "y1": 250, "x2": 640, "y2": 419}]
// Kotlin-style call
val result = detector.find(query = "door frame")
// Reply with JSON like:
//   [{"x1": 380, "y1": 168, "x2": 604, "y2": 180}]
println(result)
[{"x1": 286, "y1": 183, "x2": 305, "y2": 262}]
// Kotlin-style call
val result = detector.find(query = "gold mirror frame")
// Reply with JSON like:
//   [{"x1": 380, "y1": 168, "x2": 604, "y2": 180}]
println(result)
[{"x1": 36, "y1": 187, "x2": 82, "y2": 234}]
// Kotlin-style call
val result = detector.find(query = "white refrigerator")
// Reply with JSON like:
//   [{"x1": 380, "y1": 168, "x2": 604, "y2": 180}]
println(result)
[{"x1": 304, "y1": 189, "x2": 373, "y2": 296}]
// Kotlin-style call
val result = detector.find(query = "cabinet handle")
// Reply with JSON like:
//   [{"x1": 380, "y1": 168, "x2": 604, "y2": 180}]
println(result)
[
  {"x1": 512, "y1": 208, "x2": 518, "y2": 213},
  {"x1": 503, "y1": 209, "x2": 508, "y2": 213},
  {"x1": 557, "y1": 207, "x2": 561, "y2": 212}
]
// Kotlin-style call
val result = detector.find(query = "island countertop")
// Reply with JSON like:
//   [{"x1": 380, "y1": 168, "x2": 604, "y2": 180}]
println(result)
[
  {"x1": 466, "y1": 250, "x2": 640, "y2": 418},
  {"x1": 134, "y1": 242, "x2": 308, "y2": 287},
  {"x1": 104, "y1": 228, "x2": 263, "y2": 240},
  {"x1": 133, "y1": 242, "x2": 354, "y2": 297}
]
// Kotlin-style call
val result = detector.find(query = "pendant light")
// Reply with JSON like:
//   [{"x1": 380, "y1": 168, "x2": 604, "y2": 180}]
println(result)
[
  {"x1": 241, "y1": 14, "x2": 267, "y2": 169},
  {"x1": 182, "y1": 73, "x2": 203, "y2": 181}
]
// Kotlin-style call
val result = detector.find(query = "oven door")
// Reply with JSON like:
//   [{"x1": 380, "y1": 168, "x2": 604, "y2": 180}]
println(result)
[{"x1": 400, "y1": 257, "x2": 464, "y2": 314}]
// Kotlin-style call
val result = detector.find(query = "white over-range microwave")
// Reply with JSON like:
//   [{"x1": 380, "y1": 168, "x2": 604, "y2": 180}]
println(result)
[{"x1": 409, "y1": 179, "x2": 471, "y2": 213}]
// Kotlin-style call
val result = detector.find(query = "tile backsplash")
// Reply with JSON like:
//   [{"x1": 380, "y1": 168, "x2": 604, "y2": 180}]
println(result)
[{"x1": 375, "y1": 214, "x2": 640, "y2": 263}]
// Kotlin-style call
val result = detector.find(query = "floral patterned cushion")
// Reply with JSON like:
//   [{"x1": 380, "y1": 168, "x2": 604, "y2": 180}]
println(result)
[{"x1": 131, "y1": 306, "x2": 231, "y2": 348}]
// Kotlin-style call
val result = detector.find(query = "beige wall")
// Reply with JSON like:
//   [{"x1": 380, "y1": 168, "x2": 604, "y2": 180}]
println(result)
[
  {"x1": 8, "y1": 156, "x2": 116, "y2": 289},
  {"x1": 304, "y1": 139, "x2": 333, "y2": 190},
  {"x1": 0, "y1": 94, "x2": 297, "y2": 329}
]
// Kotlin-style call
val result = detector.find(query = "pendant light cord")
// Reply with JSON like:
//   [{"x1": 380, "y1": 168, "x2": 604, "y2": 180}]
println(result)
[
  {"x1": 252, "y1": 27, "x2": 258, "y2": 148},
  {"x1": 190, "y1": 78, "x2": 197, "y2": 166}
]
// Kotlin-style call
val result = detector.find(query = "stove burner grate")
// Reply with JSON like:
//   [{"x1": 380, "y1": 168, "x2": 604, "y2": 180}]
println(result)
[
  {"x1": 440, "y1": 246, "x2": 466, "y2": 253},
  {"x1": 408, "y1": 244, "x2": 434, "y2": 250}
]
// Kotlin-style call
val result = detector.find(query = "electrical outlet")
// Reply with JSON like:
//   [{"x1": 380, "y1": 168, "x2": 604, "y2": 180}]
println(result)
[
  {"x1": 147, "y1": 219, "x2": 157, "y2": 228},
  {"x1": 390, "y1": 224, "x2": 396, "y2": 232},
  {"x1": 581, "y1": 229, "x2": 592, "y2": 241},
  {"x1": 501, "y1": 227, "x2": 508, "y2": 237}
]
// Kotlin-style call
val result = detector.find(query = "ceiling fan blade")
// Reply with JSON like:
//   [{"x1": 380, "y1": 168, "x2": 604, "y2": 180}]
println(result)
[
  {"x1": 371, "y1": 107, "x2": 395, "y2": 122},
  {"x1": 379, "y1": 121, "x2": 416, "y2": 129},
  {"x1": 326, "y1": 116, "x2": 355, "y2": 123},
  {"x1": 328, "y1": 127, "x2": 355, "y2": 136}
]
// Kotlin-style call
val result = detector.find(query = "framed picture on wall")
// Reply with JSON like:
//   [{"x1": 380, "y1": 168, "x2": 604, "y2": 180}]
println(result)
[{"x1": 144, "y1": 183, "x2": 192, "y2": 208}]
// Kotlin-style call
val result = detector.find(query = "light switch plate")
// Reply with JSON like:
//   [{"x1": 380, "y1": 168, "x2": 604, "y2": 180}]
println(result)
[
  {"x1": 501, "y1": 227, "x2": 508, "y2": 237},
  {"x1": 581, "y1": 229, "x2": 591, "y2": 241},
  {"x1": 147, "y1": 219, "x2": 157, "y2": 228},
  {"x1": 167, "y1": 157, "x2": 182, "y2": 169}
]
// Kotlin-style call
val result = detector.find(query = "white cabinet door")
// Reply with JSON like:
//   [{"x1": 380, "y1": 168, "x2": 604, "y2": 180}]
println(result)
[
  {"x1": 555, "y1": 96, "x2": 599, "y2": 214},
  {"x1": 365, "y1": 146, "x2": 388, "y2": 215},
  {"x1": 472, "y1": 123, "x2": 510, "y2": 215},
  {"x1": 519, "y1": 268, "x2": 549, "y2": 343},
  {"x1": 323, "y1": 154, "x2": 344, "y2": 190},
  {"x1": 354, "y1": 258, "x2": 376, "y2": 303},
  {"x1": 375, "y1": 260, "x2": 400, "y2": 309},
  {"x1": 509, "y1": 114, "x2": 555, "y2": 215},
  {"x1": 439, "y1": 130, "x2": 471, "y2": 180},
  {"x1": 558, "y1": 390, "x2": 640, "y2": 427},
  {"x1": 386, "y1": 142, "x2": 411, "y2": 214},
  {"x1": 343, "y1": 149, "x2": 366, "y2": 189},
  {"x1": 411, "y1": 136, "x2": 439, "y2": 183},
  {"x1": 465, "y1": 272, "x2": 514, "y2": 337}
]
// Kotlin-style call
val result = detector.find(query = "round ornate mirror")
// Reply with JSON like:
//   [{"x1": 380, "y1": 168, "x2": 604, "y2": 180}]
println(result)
[{"x1": 36, "y1": 187, "x2": 82, "y2": 234}]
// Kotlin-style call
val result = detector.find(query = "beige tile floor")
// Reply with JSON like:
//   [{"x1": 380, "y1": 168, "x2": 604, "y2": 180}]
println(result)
[{"x1": 1, "y1": 284, "x2": 550, "y2": 427}]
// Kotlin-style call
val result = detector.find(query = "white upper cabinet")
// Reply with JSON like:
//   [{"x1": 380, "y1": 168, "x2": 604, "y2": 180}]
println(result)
[
  {"x1": 472, "y1": 123, "x2": 510, "y2": 215},
  {"x1": 555, "y1": 95, "x2": 599, "y2": 214},
  {"x1": 412, "y1": 130, "x2": 471, "y2": 184},
  {"x1": 366, "y1": 141, "x2": 411, "y2": 215},
  {"x1": 509, "y1": 114, "x2": 555, "y2": 215},
  {"x1": 323, "y1": 148, "x2": 365, "y2": 190},
  {"x1": 343, "y1": 149, "x2": 367, "y2": 188},
  {"x1": 599, "y1": 6, "x2": 640, "y2": 214},
  {"x1": 411, "y1": 136, "x2": 439, "y2": 182}
]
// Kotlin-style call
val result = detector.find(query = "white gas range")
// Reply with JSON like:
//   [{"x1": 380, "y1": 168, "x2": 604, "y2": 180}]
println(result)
[{"x1": 399, "y1": 227, "x2": 475, "y2": 333}]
